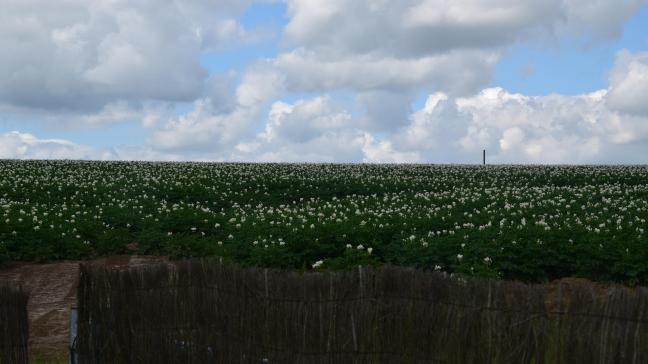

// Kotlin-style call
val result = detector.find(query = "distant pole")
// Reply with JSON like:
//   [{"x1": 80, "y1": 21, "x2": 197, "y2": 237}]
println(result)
[{"x1": 483, "y1": 149, "x2": 486, "y2": 165}]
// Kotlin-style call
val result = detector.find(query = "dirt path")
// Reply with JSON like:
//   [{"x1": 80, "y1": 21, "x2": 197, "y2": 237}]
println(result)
[{"x1": 0, "y1": 255, "x2": 167, "y2": 360}]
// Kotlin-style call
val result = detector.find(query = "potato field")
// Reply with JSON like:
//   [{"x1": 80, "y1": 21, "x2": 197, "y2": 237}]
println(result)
[{"x1": 1, "y1": 160, "x2": 648, "y2": 284}]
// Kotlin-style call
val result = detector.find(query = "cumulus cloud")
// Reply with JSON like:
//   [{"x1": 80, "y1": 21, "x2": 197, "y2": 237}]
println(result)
[
  {"x1": 274, "y1": 49, "x2": 498, "y2": 95},
  {"x1": 232, "y1": 95, "x2": 420, "y2": 163},
  {"x1": 0, "y1": 0, "x2": 252, "y2": 112},
  {"x1": 607, "y1": 50, "x2": 648, "y2": 115},
  {"x1": 393, "y1": 87, "x2": 648, "y2": 164},
  {"x1": 234, "y1": 46, "x2": 648, "y2": 164},
  {"x1": 453, "y1": 88, "x2": 610, "y2": 163},
  {"x1": 284, "y1": 0, "x2": 644, "y2": 55},
  {"x1": 361, "y1": 134, "x2": 421, "y2": 163},
  {"x1": 147, "y1": 46, "x2": 648, "y2": 164},
  {"x1": 284, "y1": 0, "x2": 560, "y2": 58},
  {"x1": 237, "y1": 96, "x2": 365, "y2": 162},
  {"x1": 0, "y1": 131, "x2": 196, "y2": 161},
  {"x1": 392, "y1": 92, "x2": 473, "y2": 162},
  {"x1": 262, "y1": 96, "x2": 352, "y2": 143},
  {"x1": 249, "y1": 130, "x2": 367, "y2": 163},
  {"x1": 270, "y1": 0, "x2": 647, "y2": 136},
  {"x1": 231, "y1": 87, "x2": 641, "y2": 164},
  {"x1": 2, "y1": 0, "x2": 643, "y2": 118},
  {"x1": 2, "y1": 0, "x2": 647, "y2": 164},
  {"x1": 356, "y1": 90, "x2": 414, "y2": 133},
  {"x1": 561, "y1": 0, "x2": 647, "y2": 39},
  {"x1": 8, "y1": 83, "x2": 648, "y2": 164},
  {"x1": 0, "y1": 131, "x2": 98, "y2": 160},
  {"x1": 148, "y1": 66, "x2": 286, "y2": 152},
  {"x1": 244, "y1": 130, "x2": 420, "y2": 163},
  {"x1": 279, "y1": 0, "x2": 644, "y2": 95},
  {"x1": 0, "y1": 100, "x2": 172, "y2": 129}
]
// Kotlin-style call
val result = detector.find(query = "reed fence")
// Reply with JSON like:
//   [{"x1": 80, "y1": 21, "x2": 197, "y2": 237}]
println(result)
[
  {"x1": 78, "y1": 260, "x2": 648, "y2": 363},
  {"x1": 0, "y1": 284, "x2": 28, "y2": 364}
]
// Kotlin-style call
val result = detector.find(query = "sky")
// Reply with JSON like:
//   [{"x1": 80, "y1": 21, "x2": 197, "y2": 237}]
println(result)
[{"x1": 1, "y1": 0, "x2": 648, "y2": 164}]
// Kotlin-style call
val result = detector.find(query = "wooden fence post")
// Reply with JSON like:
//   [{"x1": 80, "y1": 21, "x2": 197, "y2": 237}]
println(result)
[{"x1": 69, "y1": 305, "x2": 78, "y2": 364}]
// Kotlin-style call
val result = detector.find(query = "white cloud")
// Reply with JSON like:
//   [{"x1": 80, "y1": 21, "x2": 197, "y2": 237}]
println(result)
[
  {"x1": 499, "y1": 127, "x2": 525, "y2": 151},
  {"x1": 151, "y1": 46, "x2": 648, "y2": 164},
  {"x1": 279, "y1": 0, "x2": 526, "y2": 99},
  {"x1": 235, "y1": 96, "x2": 420, "y2": 163},
  {"x1": 607, "y1": 50, "x2": 648, "y2": 115},
  {"x1": 237, "y1": 96, "x2": 365, "y2": 162},
  {"x1": 77, "y1": 102, "x2": 169, "y2": 127},
  {"x1": 2, "y1": 0, "x2": 640, "y2": 122},
  {"x1": 246, "y1": 130, "x2": 421, "y2": 164},
  {"x1": 392, "y1": 92, "x2": 470, "y2": 158},
  {"x1": 148, "y1": 66, "x2": 286, "y2": 152},
  {"x1": 274, "y1": 48, "x2": 499, "y2": 95},
  {"x1": 394, "y1": 87, "x2": 648, "y2": 164},
  {"x1": 278, "y1": 0, "x2": 644, "y2": 98},
  {"x1": 0, "y1": 0, "x2": 252, "y2": 112},
  {"x1": 561, "y1": 0, "x2": 647, "y2": 39},
  {"x1": 285, "y1": 0, "x2": 644, "y2": 56},
  {"x1": 250, "y1": 130, "x2": 367, "y2": 163},
  {"x1": 271, "y1": 0, "x2": 646, "y2": 137},
  {"x1": 361, "y1": 134, "x2": 421, "y2": 163},
  {"x1": 7, "y1": 80, "x2": 648, "y2": 164},
  {"x1": 1, "y1": 0, "x2": 647, "y2": 164},
  {"x1": 235, "y1": 66, "x2": 287, "y2": 108},
  {"x1": 0, "y1": 131, "x2": 196, "y2": 161},
  {"x1": 284, "y1": 0, "x2": 562, "y2": 58},
  {"x1": 262, "y1": 96, "x2": 352, "y2": 143},
  {"x1": 0, "y1": 131, "x2": 97, "y2": 160},
  {"x1": 357, "y1": 90, "x2": 413, "y2": 132},
  {"x1": 0, "y1": 100, "x2": 173, "y2": 129}
]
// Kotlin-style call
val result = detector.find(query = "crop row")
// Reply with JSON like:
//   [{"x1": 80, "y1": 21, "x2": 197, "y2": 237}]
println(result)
[{"x1": 1, "y1": 160, "x2": 648, "y2": 284}]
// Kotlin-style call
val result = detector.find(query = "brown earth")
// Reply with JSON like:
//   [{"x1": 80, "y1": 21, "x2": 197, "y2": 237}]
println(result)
[{"x1": 0, "y1": 255, "x2": 168, "y2": 361}]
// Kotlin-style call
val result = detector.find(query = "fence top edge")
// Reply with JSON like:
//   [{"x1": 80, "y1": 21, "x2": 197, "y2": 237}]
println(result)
[{"x1": 77, "y1": 258, "x2": 648, "y2": 297}]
